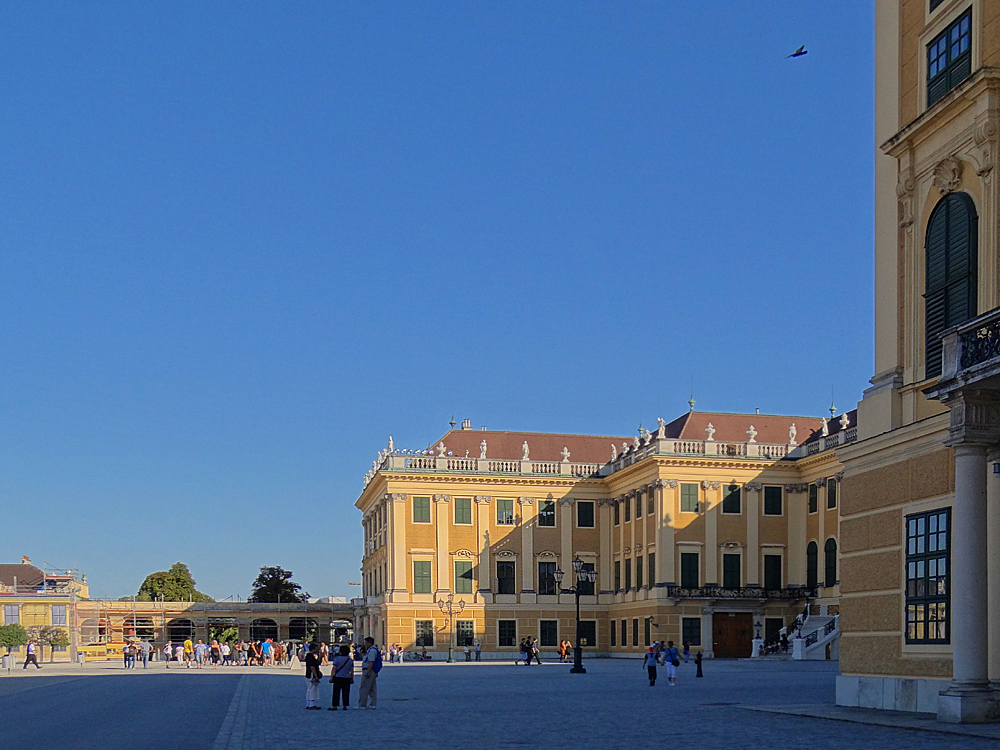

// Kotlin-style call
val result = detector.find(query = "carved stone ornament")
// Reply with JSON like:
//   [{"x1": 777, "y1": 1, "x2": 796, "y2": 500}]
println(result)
[
  {"x1": 785, "y1": 483, "x2": 808, "y2": 493},
  {"x1": 744, "y1": 482, "x2": 763, "y2": 492},
  {"x1": 833, "y1": 472, "x2": 844, "y2": 482},
  {"x1": 436, "y1": 442, "x2": 447, "y2": 457},
  {"x1": 932, "y1": 156, "x2": 963, "y2": 194},
  {"x1": 389, "y1": 493, "x2": 408, "y2": 502},
  {"x1": 705, "y1": 423, "x2": 716, "y2": 441},
  {"x1": 561, "y1": 446, "x2": 571, "y2": 462},
  {"x1": 521, "y1": 441, "x2": 530, "y2": 460},
  {"x1": 839, "y1": 413, "x2": 850, "y2": 430},
  {"x1": 722, "y1": 541, "x2": 742, "y2": 550},
  {"x1": 518, "y1": 497, "x2": 535, "y2": 505},
  {"x1": 820, "y1": 418, "x2": 829, "y2": 437},
  {"x1": 495, "y1": 550, "x2": 517, "y2": 558},
  {"x1": 657, "y1": 418, "x2": 666, "y2": 439},
  {"x1": 479, "y1": 439, "x2": 487, "y2": 459},
  {"x1": 814, "y1": 477, "x2": 827, "y2": 488},
  {"x1": 537, "y1": 550, "x2": 558, "y2": 558},
  {"x1": 746, "y1": 425, "x2": 757, "y2": 443},
  {"x1": 611, "y1": 443, "x2": 618, "y2": 461},
  {"x1": 598, "y1": 498, "x2": 616, "y2": 507},
  {"x1": 475, "y1": 495, "x2": 492, "y2": 504},
  {"x1": 652, "y1": 479, "x2": 665, "y2": 489},
  {"x1": 450, "y1": 549, "x2": 476, "y2": 558},
  {"x1": 433, "y1": 494, "x2": 451, "y2": 503},
  {"x1": 701, "y1": 480, "x2": 721, "y2": 490},
  {"x1": 559, "y1": 497, "x2": 575, "y2": 506},
  {"x1": 975, "y1": 117, "x2": 997, "y2": 178},
  {"x1": 664, "y1": 479, "x2": 679, "y2": 489},
  {"x1": 788, "y1": 423, "x2": 797, "y2": 445},
  {"x1": 896, "y1": 166, "x2": 916, "y2": 229}
]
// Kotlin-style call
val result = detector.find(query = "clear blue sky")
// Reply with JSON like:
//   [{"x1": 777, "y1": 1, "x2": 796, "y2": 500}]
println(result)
[{"x1": 0, "y1": 2, "x2": 875, "y2": 600}]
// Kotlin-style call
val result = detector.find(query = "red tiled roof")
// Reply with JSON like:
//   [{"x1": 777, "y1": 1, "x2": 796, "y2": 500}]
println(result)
[
  {"x1": 0, "y1": 563, "x2": 45, "y2": 589},
  {"x1": 433, "y1": 429, "x2": 632, "y2": 465}
]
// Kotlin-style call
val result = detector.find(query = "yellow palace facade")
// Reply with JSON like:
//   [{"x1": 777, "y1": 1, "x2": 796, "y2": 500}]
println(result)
[{"x1": 355, "y1": 410, "x2": 848, "y2": 660}]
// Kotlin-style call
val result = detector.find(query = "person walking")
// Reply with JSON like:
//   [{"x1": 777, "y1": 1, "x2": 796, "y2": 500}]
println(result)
[
  {"x1": 175, "y1": 643, "x2": 185, "y2": 665},
  {"x1": 530, "y1": 638, "x2": 541, "y2": 665},
  {"x1": 643, "y1": 647, "x2": 658, "y2": 686},
  {"x1": 125, "y1": 642, "x2": 137, "y2": 669},
  {"x1": 163, "y1": 641, "x2": 173, "y2": 668},
  {"x1": 304, "y1": 643, "x2": 323, "y2": 710},
  {"x1": 183, "y1": 637, "x2": 194, "y2": 668},
  {"x1": 463, "y1": 644, "x2": 471, "y2": 661},
  {"x1": 682, "y1": 641, "x2": 691, "y2": 664},
  {"x1": 139, "y1": 640, "x2": 151, "y2": 668},
  {"x1": 661, "y1": 640, "x2": 680, "y2": 686},
  {"x1": 22, "y1": 641, "x2": 41, "y2": 669},
  {"x1": 328, "y1": 645, "x2": 354, "y2": 710},
  {"x1": 357, "y1": 636, "x2": 381, "y2": 710},
  {"x1": 221, "y1": 641, "x2": 231, "y2": 666},
  {"x1": 210, "y1": 640, "x2": 221, "y2": 669},
  {"x1": 194, "y1": 640, "x2": 207, "y2": 669}
]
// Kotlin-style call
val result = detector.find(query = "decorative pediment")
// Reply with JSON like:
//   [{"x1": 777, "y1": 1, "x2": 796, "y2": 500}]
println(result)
[
  {"x1": 495, "y1": 550, "x2": 517, "y2": 558},
  {"x1": 722, "y1": 541, "x2": 743, "y2": 550},
  {"x1": 536, "y1": 550, "x2": 558, "y2": 559},
  {"x1": 450, "y1": 549, "x2": 476, "y2": 558},
  {"x1": 932, "y1": 156, "x2": 963, "y2": 194}
]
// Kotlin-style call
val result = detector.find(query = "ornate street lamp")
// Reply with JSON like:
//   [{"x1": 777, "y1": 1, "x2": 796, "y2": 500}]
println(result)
[
  {"x1": 554, "y1": 556, "x2": 597, "y2": 674},
  {"x1": 436, "y1": 592, "x2": 466, "y2": 663}
]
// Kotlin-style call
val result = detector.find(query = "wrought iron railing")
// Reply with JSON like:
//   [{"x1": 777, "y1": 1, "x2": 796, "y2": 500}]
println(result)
[
  {"x1": 960, "y1": 315, "x2": 1000, "y2": 369},
  {"x1": 662, "y1": 586, "x2": 814, "y2": 600}
]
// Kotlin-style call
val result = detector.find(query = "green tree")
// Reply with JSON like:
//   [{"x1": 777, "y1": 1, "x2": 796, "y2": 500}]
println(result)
[
  {"x1": 248, "y1": 566, "x2": 308, "y2": 603},
  {"x1": 0, "y1": 623, "x2": 28, "y2": 654},
  {"x1": 137, "y1": 562, "x2": 214, "y2": 602},
  {"x1": 29, "y1": 625, "x2": 70, "y2": 663}
]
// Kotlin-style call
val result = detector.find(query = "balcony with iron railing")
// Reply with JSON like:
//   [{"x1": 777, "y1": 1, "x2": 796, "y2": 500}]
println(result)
[
  {"x1": 929, "y1": 306, "x2": 1000, "y2": 397},
  {"x1": 662, "y1": 585, "x2": 815, "y2": 601}
]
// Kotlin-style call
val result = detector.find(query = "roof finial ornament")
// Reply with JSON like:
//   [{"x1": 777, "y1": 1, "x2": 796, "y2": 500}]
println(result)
[
  {"x1": 688, "y1": 395, "x2": 696, "y2": 412},
  {"x1": 449, "y1": 415, "x2": 457, "y2": 429},
  {"x1": 829, "y1": 401, "x2": 837, "y2": 419}
]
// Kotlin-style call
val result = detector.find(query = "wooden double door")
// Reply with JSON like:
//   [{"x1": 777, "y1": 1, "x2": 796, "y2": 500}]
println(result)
[{"x1": 712, "y1": 612, "x2": 753, "y2": 658}]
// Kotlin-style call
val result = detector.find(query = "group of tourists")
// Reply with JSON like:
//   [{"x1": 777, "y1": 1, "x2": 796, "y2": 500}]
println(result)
[
  {"x1": 304, "y1": 636, "x2": 381, "y2": 711},
  {"x1": 515, "y1": 638, "x2": 541, "y2": 665},
  {"x1": 153, "y1": 638, "x2": 311, "y2": 668}
]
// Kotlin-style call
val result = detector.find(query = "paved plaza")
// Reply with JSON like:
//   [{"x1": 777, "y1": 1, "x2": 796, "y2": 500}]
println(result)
[{"x1": 0, "y1": 658, "x2": 998, "y2": 749}]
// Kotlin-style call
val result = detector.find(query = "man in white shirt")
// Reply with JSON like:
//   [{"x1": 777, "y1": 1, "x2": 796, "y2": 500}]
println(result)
[{"x1": 358, "y1": 637, "x2": 379, "y2": 709}]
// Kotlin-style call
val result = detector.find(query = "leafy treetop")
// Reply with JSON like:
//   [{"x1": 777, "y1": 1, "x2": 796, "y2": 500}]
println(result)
[
  {"x1": 248, "y1": 566, "x2": 309, "y2": 603},
  {"x1": 137, "y1": 562, "x2": 214, "y2": 602}
]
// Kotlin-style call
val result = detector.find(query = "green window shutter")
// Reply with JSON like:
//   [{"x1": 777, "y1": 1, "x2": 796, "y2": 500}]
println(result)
[
  {"x1": 763, "y1": 555, "x2": 782, "y2": 590},
  {"x1": 624, "y1": 559, "x2": 632, "y2": 590},
  {"x1": 647, "y1": 554, "x2": 655, "y2": 588},
  {"x1": 807, "y1": 542, "x2": 818, "y2": 590},
  {"x1": 496, "y1": 499, "x2": 514, "y2": 525},
  {"x1": 722, "y1": 484, "x2": 741, "y2": 513},
  {"x1": 809, "y1": 485, "x2": 818, "y2": 513},
  {"x1": 825, "y1": 538, "x2": 838, "y2": 588},
  {"x1": 722, "y1": 554, "x2": 741, "y2": 589},
  {"x1": 828, "y1": 480, "x2": 838, "y2": 509},
  {"x1": 455, "y1": 560, "x2": 473, "y2": 593},
  {"x1": 636, "y1": 556, "x2": 643, "y2": 588},
  {"x1": 681, "y1": 484, "x2": 699, "y2": 513},
  {"x1": 763, "y1": 486, "x2": 783, "y2": 515},
  {"x1": 680, "y1": 553, "x2": 699, "y2": 588},
  {"x1": 413, "y1": 497, "x2": 431, "y2": 524},
  {"x1": 413, "y1": 561, "x2": 432, "y2": 594},
  {"x1": 454, "y1": 497, "x2": 472, "y2": 524}
]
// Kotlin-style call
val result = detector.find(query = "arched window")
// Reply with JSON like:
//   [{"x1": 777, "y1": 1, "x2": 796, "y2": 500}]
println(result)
[
  {"x1": 250, "y1": 618, "x2": 278, "y2": 641},
  {"x1": 824, "y1": 538, "x2": 838, "y2": 588},
  {"x1": 925, "y1": 191, "x2": 978, "y2": 378},
  {"x1": 806, "y1": 541, "x2": 818, "y2": 591},
  {"x1": 167, "y1": 619, "x2": 194, "y2": 642}
]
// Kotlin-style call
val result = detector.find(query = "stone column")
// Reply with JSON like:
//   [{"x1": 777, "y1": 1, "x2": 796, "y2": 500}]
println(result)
[
  {"x1": 745, "y1": 483, "x2": 761, "y2": 585},
  {"x1": 617, "y1": 495, "x2": 625, "y2": 598},
  {"x1": 559, "y1": 498, "x2": 574, "y2": 572},
  {"x1": 702, "y1": 481, "x2": 721, "y2": 585},
  {"x1": 519, "y1": 498, "x2": 535, "y2": 601},
  {"x1": 628, "y1": 491, "x2": 636, "y2": 590},
  {"x1": 389, "y1": 494, "x2": 408, "y2": 598},
  {"x1": 660, "y1": 480, "x2": 677, "y2": 584},
  {"x1": 787, "y1": 484, "x2": 807, "y2": 587},
  {"x1": 989, "y1": 448, "x2": 1000, "y2": 688},
  {"x1": 939, "y1": 443, "x2": 993, "y2": 722},
  {"x1": 433, "y1": 495, "x2": 451, "y2": 596},
  {"x1": 475, "y1": 497, "x2": 492, "y2": 600},
  {"x1": 599, "y1": 500, "x2": 613, "y2": 598}
]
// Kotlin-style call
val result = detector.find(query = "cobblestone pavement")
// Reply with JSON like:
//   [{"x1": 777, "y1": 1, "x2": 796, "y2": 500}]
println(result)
[{"x1": 1, "y1": 659, "x2": 998, "y2": 749}]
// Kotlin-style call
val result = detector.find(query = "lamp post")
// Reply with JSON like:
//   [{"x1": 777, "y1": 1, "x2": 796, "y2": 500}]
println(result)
[
  {"x1": 436, "y1": 592, "x2": 465, "y2": 663},
  {"x1": 553, "y1": 556, "x2": 597, "y2": 674}
]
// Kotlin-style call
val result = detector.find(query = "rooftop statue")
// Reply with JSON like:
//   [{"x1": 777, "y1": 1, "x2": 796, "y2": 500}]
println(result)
[
  {"x1": 705, "y1": 423, "x2": 716, "y2": 441},
  {"x1": 479, "y1": 439, "x2": 487, "y2": 459},
  {"x1": 611, "y1": 443, "x2": 618, "y2": 461},
  {"x1": 522, "y1": 441, "x2": 530, "y2": 460}
]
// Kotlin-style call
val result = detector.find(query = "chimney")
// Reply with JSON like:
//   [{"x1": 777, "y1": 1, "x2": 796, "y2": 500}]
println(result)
[
  {"x1": 461, "y1": 419, "x2": 472, "y2": 430},
  {"x1": 21, "y1": 555, "x2": 30, "y2": 565},
  {"x1": 481, "y1": 425, "x2": 487, "y2": 431}
]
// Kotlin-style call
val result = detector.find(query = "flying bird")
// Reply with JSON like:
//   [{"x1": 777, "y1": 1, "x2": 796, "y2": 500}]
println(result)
[{"x1": 787, "y1": 45, "x2": 808, "y2": 58}]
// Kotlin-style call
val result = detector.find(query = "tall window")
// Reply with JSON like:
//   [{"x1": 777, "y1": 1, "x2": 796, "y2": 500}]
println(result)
[
  {"x1": 828, "y1": 479, "x2": 838, "y2": 509},
  {"x1": 538, "y1": 500, "x2": 556, "y2": 527},
  {"x1": 681, "y1": 552, "x2": 699, "y2": 588},
  {"x1": 611, "y1": 620, "x2": 617, "y2": 647},
  {"x1": 632, "y1": 618, "x2": 639, "y2": 647},
  {"x1": 577, "y1": 501, "x2": 595, "y2": 528},
  {"x1": 456, "y1": 620, "x2": 475, "y2": 646},
  {"x1": 681, "y1": 483, "x2": 699, "y2": 513},
  {"x1": 620, "y1": 619, "x2": 626, "y2": 648},
  {"x1": 454, "y1": 497, "x2": 472, "y2": 525},
  {"x1": 624, "y1": 495, "x2": 631, "y2": 522},
  {"x1": 682, "y1": 617, "x2": 701, "y2": 646},
  {"x1": 624, "y1": 559, "x2": 632, "y2": 590},
  {"x1": 538, "y1": 561, "x2": 557, "y2": 595},
  {"x1": 764, "y1": 555, "x2": 782, "y2": 590},
  {"x1": 647, "y1": 554, "x2": 655, "y2": 589},
  {"x1": 906, "y1": 508, "x2": 950, "y2": 644},
  {"x1": 807, "y1": 541, "x2": 819, "y2": 591},
  {"x1": 496, "y1": 499, "x2": 515, "y2": 525},
  {"x1": 926, "y1": 191, "x2": 978, "y2": 377},
  {"x1": 413, "y1": 561, "x2": 432, "y2": 594},
  {"x1": 825, "y1": 538, "x2": 838, "y2": 588},
  {"x1": 723, "y1": 553, "x2": 741, "y2": 589},
  {"x1": 540, "y1": 620, "x2": 558, "y2": 647},
  {"x1": 722, "y1": 484, "x2": 741, "y2": 514},
  {"x1": 578, "y1": 562, "x2": 596, "y2": 596},
  {"x1": 579, "y1": 621, "x2": 597, "y2": 647},
  {"x1": 636, "y1": 556, "x2": 644, "y2": 588},
  {"x1": 496, "y1": 561, "x2": 516, "y2": 594},
  {"x1": 763, "y1": 486, "x2": 783, "y2": 515},
  {"x1": 614, "y1": 500, "x2": 620, "y2": 525},
  {"x1": 3, "y1": 604, "x2": 18, "y2": 624},
  {"x1": 455, "y1": 560, "x2": 474, "y2": 594},
  {"x1": 614, "y1": 561, "x2": 621, "y2": 592},
  {"x1": 927, "y1": 9, "x2": 972, "y2": 107},
  {"x1": 51, "y1": 604, "x2": 67, "y2": 627},
  {"x1": 647, "y1": 491, "x2": 655, "y2": 515},
  {"x1": 498, "y1": 620, "x2": 517, "y2": 647},
  {"x1": 808, "y1": 484, "x2": 818, "y2": 514},
  {"x1": 415, "y1": 620, "x2": 434, "y2": 647},
  {"x1": 413, "y1": 496, "x2": 431, "y2": 524},
  {"x1": 644, "y1": 617, "x2": 651, "y2": 646}
]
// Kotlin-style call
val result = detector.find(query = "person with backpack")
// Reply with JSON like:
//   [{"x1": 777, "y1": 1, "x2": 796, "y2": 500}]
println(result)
[
  {"x1": 357, "y1": 636, "x2": 381, "y2": 709},
  {"x1": 125, "y1": 642, "x2": 138, "y2": 669},
  {"x1": 642, "y1": 647, "x2": 658, "y2": 686},
  {"x1": 328, "y1": 644, "x2": 354, "y2": 710},
  {"x1": 304, "y1": 642, "x2": 323, "y2": 710},
  {"x1": 661, "y1": 640, "x2": 680, "y2": 686}
]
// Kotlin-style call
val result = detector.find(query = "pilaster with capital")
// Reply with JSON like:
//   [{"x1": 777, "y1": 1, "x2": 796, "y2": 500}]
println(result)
[
  {"x1": 744, "y1": 483, "x2": 761, "y2": 585},
  {"x1": 703, "y1": 481, "x2": 720, "y2": 586},
  {"x1": 475, "y1": 496, "x2": 492, "y2": 597},
  {"x1": 433, "y1": 495, "x2": 451, "y2": 596},
  {"x1": 388, "y1": 493, "x2": 409, "y2": 597},
  {"x1": 559, "y1": 497, "x2": 574, "y2": 576},
  {"x1": 519, "y1": 498, "x2": 536, "y2": 598},
  {"x1": 598, "y1": 499, "x2": 613, "y2": 598}
]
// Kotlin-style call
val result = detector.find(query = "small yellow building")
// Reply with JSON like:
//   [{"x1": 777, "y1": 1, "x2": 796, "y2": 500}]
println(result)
[{"x1": 355, "y1": 410, "x2": 847, "y2": 660}]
